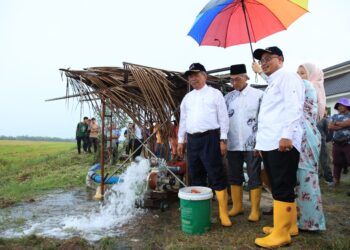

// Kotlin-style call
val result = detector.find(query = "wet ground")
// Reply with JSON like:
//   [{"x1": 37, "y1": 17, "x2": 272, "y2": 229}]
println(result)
[
  {"x1": 1, "y1": 177, "x2": 350, "y2": 249},
  {"x1": 0, "y1": 188, "x2": 98, "y2": 239},
  {"x1": 0, "y1": 185, "x2": 273, "y2": 246},
  {"x1": 0, "y1": 158, "x2": 151, "y2": 242}
]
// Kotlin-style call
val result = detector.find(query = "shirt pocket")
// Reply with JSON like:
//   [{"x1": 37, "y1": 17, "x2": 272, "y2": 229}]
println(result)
[
  {"x1": 202, "y1": 96, "x2": 217, "y2": 112},
  {"x1": 263, "y1": 84, "x2": 280, "y2": 106},
  {"x1": 245, "y1": 103, "x2": 258, "y2": 118}
]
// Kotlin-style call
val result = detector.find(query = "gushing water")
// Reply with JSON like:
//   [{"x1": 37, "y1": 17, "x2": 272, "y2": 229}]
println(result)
[{"x1": 0, "y1": 158, "x2": 151, "y2": 241}]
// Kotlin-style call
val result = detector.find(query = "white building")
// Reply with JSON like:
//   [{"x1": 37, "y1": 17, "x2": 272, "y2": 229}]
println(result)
[{"x1": 324, "y1": 60, "x2": 350, "y2": 116}]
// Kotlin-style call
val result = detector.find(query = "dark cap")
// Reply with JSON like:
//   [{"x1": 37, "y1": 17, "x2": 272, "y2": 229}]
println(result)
[
  {"x1": 184, "y1": 63, "x2": 207, "y2": 77},
  {"x1": 253, "y1": 46, "x2": 284, "y2": 60},
  {"x1": 230, "y1": 64, "x2": 247, "y2": 75}
]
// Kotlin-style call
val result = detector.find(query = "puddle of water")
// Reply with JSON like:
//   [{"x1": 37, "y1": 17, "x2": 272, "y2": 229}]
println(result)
[{"x1": 0, "y1": 157, "x2": 151, "y2": 241}]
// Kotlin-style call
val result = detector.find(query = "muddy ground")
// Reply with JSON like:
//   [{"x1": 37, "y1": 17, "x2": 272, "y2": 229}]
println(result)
[{"x1": 1, "y1": 176, "x2": 350, "y2": 250}]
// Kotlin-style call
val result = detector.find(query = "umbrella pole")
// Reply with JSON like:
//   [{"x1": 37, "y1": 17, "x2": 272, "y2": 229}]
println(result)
[
  {"x1": 241, "y1": 0, "x2": 254, "y2": 60},
  {"x1": 242, "y1": 0, "x2": 260, "y2": 82}
]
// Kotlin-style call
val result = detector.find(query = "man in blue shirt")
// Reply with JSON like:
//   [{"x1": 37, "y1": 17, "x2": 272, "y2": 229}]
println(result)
[{"x1": 112, "y1": 124, "x2": 121, "y2": 164}]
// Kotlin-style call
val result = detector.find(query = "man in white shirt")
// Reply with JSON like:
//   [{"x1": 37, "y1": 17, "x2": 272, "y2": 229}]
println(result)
[
  {"x1": 128, "y1": 123, "x2": 143, "y2": 160},
  {"x1": 225, "y1": 64, "x2": 264, "y2": 222},
  {"x1": 252, "y1": 47, "x2": 304, "y2": 248},
  {"x1": 177, "y1": 63, "x2": 231, "y2": 227}
]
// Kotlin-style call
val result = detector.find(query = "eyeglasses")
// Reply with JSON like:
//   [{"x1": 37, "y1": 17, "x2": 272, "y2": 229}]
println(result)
[
  {"x1": 259, "y1": 56, "x2": 279, "y2": 65},
  {"x1": 230, "y1": 76, "x2": 243, "y2": 82}
]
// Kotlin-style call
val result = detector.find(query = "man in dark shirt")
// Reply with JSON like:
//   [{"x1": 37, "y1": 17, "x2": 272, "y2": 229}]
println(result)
[{"x1": 76, "y1": 117, "x2": 89, "y2": 154}]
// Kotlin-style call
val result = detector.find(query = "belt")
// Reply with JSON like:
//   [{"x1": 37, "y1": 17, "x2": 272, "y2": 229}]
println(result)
[{"x1": 188, "y1": 129, "x2": 220, "y2": 138}]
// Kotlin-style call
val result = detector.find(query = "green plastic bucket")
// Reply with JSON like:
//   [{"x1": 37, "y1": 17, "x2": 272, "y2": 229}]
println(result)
[{"x1": 178, "y1": 186, "x2": 213, "y2": 235}]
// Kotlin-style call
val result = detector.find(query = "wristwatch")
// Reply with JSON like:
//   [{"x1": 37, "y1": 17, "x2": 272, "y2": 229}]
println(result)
[{"x1": 220, "y1": 139, "x2": 227, "y2": 144}]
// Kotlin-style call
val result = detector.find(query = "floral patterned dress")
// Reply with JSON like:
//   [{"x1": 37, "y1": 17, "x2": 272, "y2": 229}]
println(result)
[{"x1": 295, "y1": 80, "x2": 326, "y2": 230}]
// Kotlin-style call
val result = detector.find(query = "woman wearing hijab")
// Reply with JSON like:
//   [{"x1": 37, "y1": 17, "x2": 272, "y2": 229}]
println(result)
[
  {"x1": 252, "y1": 62, "x2": 326, "y2": 235},
  {"x1": 294, "y1": 63, "x2": 326, "y2": 232}
]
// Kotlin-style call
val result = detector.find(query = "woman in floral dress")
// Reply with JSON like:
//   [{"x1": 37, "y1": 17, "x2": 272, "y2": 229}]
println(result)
[{"x1": 296, "y1": 63, "x2": 326, "y2": 231}]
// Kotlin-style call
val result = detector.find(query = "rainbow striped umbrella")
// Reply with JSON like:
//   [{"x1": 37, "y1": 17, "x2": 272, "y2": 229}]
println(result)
[{"x1": 188, "y1": 0, "x2": 308, "y2": 56}]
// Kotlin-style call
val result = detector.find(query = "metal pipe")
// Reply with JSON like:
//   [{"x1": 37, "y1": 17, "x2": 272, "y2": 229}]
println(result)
[
  {"x1": 104, "y1": 118, "x2": 169, "y2": 180},
  {"x1": 104, "y1": 107, "x2": 186, "y2": 186},
  {"x1": 105, "y1": 107, "x2": 187, "y2": 187}
]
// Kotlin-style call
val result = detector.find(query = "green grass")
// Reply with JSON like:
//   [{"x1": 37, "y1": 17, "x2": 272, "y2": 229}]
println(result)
[
  {"x1": 0, "y1": 140, "x2": 95, "y2": 206},
  {"x1": 0, "y1": 235, "x2": 92, "y2": 250}
]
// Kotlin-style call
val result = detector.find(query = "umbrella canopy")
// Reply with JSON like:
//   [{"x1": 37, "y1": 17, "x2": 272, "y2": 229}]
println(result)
[
  {"x1": 188, "y1": 0, "x2": 308, "y2": 50},
  {"x1": 291, "y1": 0, "x2": 308, "y2": 10}
]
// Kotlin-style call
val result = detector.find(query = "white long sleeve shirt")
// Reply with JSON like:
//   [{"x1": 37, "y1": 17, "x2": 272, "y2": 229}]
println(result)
[
  {"x1": 255, "y1": 68, "x2": 305, "y2": 152},
  {"x1": 178, "y1": 84, "x2": 229, "y2": 143},
  {"x1": 134, "y1": 125, "x2": 143, "y2": 140},
  {"x1": 225, "y1": 85, "x2": 264, "y2": 151}
]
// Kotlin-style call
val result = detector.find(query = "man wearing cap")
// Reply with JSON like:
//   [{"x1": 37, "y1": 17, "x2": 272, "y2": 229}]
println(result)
[
  {"x1": 328, "y1": 97, "x2": 350, "y2": 185},
  {"x1": 252, "y1": 47, "x2": 304, "y2": 248},
  {"x1": 177, "y1": 63, "x2": 231, "y2": 227},
  {"x1": 225, "y1": 64, "x2": 264, "y2": 222}
]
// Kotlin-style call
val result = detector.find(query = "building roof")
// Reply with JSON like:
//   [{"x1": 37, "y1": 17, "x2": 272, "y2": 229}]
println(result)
[
  {"x1": 324, "y1": 72, "x2": 350, "y2": 96},
  {"x1": 324, "y1": 60, "x2": 350, "y2": 72}
]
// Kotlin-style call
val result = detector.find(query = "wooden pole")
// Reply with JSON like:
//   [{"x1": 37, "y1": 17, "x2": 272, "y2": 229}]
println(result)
[
  {"x1": 100, "y1": 95, "x2": 105, "y2": 197},
  {"x1": 109, "y1": 105, "x2": 113, "y2": 164}
]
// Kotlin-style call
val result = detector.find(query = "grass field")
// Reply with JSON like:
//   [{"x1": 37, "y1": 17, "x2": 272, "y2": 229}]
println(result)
[{"x1": 0, "y1": 140, "x2": 94, "y2": 207}]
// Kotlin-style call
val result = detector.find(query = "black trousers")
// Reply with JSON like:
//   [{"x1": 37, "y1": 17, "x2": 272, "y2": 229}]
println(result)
[
  {"x1": 89, "y1": 137, "x2": 98, "y2": 153},
  {"x1": 319, "y1": 140, "x2": 333, "y2": 182},
  {"x1": 112, "y1": 142, "x2": 119, "y2": 163},
  {"x1": 86, "y1": 136, "x2": 92, "y2": 152},
  {"x1": 227, "y1": 151, "x2": 262, "y2": 190},
  {"x1": 129, "y1": 139, "x2": 142, "y2": 159},
  {"x1": 76, "y1": 136, "x2": 88, "y2": 153},
  {"x1": 261, "y1": 148, "x2": 300, "y2": 202},
  {"x1": 187, "y1": 131, "x2": 226, "y2": 191}
]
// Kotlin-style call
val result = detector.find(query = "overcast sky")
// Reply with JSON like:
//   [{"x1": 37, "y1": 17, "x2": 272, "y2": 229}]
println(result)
[{"x1": 0, "y1": 0, "x2": 349, "y2": 138}]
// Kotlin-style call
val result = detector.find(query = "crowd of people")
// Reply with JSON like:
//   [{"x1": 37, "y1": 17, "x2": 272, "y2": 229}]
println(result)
[
  {"x1": 177, "y1": 46, "x2": 350, "y2": 248},
  {"x1": 75, "y1": 117, "x2": 180, "y2": 162},
  {"x1": 75, "y1": 117, "x2": 100, "y2": 154},
  {"x1": 74, "y1": 46, "x2": 349, "y2": 248}
]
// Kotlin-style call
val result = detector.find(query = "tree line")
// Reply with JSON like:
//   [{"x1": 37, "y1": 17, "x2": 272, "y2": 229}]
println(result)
[{"x1": 0, "y1": 135, "x2": 74, "y2": 142}]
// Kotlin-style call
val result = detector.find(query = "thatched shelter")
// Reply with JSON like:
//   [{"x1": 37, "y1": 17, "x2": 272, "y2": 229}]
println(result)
[{"x1": 59, "y1": 62, "x2": 232, "y2": 128}]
